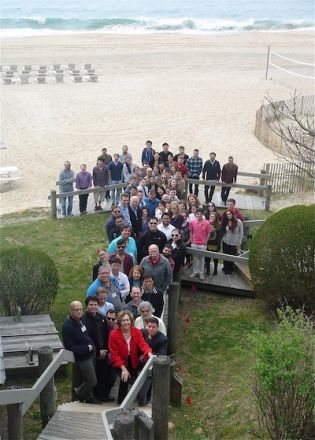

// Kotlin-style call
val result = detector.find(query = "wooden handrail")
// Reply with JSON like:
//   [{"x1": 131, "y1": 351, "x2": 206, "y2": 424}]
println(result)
[{"x1": 0, "y1": 349, "x2": 74, "y2": 414}]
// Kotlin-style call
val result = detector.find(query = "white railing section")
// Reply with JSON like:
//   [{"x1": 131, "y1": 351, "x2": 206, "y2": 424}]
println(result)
[
  {"x1": 0, "y1": 349, "x2": 75, "y2": 415},
  {"x1": 102, "y1": 354, "x2": 156, "y2": 440}
]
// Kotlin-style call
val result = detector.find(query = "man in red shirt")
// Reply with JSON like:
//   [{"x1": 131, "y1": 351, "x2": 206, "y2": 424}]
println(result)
[
  {"x1": 174, "y1": 156, "x2": 188, "y2": 177},
  {"x1": 189, "y1": 209, "x2": 212, "y2": 280},
  {"x1": 221, "y1": 156, "x2": 238, "y2": 204}
]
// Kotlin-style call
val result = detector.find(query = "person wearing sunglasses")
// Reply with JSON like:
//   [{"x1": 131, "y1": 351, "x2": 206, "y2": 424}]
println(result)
[
  {"x1": 105, "y1": 204, "x2": 122, "y2": 241},
  {"x1": 109, "y1": 238, "x2": 134, "y2": 276},
  {"x1": 138, "y1": 216, "x2": 167, "y2": 261},
  {"x1": 167, "y1": 229, "x2": 187, "y2": 277}
]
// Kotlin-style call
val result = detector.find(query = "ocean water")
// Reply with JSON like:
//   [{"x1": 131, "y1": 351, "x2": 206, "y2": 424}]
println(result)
[{"x1": 0, "y1": 0, "x2": 314, "y2": 36}]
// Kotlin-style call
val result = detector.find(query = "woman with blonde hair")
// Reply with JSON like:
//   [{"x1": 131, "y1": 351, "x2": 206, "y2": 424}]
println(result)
[
  {"x1": 169, "y1": 201, "x2": 184, "y2": 229},
  {"x1": 109, "y1": 310, "x2": 152, "y2": 404}
]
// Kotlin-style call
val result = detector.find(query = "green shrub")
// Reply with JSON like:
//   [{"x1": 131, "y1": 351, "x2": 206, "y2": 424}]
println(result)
[
  {"x1": 0, "y1": 246, "x2": 59, "y2": 315},
  {"x1": 248, "y1": 307, "x2": 315, "y2": 439},
  {"x1": 248, "y1": 205, "x2": 315, "y2": 312}
]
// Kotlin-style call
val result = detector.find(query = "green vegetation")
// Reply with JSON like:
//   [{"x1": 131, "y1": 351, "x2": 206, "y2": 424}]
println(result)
[
  {"x1": 249, "y1": 205, "x2": 315, "y2": 313},
  {"x1": 0, "y1": 208, "x2": 276, "y2": 439},
  {"x1": 0, "y1": 246, "x2": 59, "y2": 315},
  {"x1": 247, "y1": 307, "x2": 315, "y2": 439}
]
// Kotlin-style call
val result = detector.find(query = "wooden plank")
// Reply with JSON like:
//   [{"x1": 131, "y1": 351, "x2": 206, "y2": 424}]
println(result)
[
  {"x1": 0, "y1": 314, "x2": 53, "y2": 326},
  {"x1": 3, "y1": 337, "x2": 62, "y2": 353},
  {"x1": 1, "y1": 326, "x2": 58, "y2": 336}
]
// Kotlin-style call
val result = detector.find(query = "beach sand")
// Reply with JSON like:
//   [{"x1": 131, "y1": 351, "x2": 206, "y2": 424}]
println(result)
[{"x1": 0, "y1": 31, "x2": 314, "y2": 214}]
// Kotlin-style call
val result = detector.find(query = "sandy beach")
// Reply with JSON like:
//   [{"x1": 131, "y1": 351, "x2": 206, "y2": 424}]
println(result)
[{"x1": 0, "y1": 31, "x2": 314, "y2": 215}]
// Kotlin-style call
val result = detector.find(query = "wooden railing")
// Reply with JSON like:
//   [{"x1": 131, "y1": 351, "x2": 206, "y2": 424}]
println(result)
[{"x1": 49, "y1": 171, "x2": 272, "y2": 218}]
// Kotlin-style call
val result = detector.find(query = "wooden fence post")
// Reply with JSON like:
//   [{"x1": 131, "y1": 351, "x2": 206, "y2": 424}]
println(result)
[
  {"x1": 50, "y1": 190, "x2": 57, "y2": 219},
  {"x1": 265, "y1": 185, "x2": 272, "y2": 211},
  {"x1": 152, "y1": 355, "x2": 171, "y2": 440},
  {"x1": 113, "y1": 410, "x2": 135, "y2": 440},
  {"x1": 136, "y1": 410, "x2": 154, "y2": 440},
  {"x1": 167, "y1": 282, "x2": 180, "y2": 355},
  {"x1": 169, "y1": 359, "x2": 183, "y2": 407},
  {"x1": 38, "y1": 346, "x2": 56, "y2": 428},
  {"x1": 7, "y1": 385, "x2": 23, "y2": 440}
]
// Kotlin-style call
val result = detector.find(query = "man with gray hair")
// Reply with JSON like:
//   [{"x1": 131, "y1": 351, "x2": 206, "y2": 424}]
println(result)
[
  {"x1": 62, "y1": 301, "x2": 98, "y2": 403},
  {"x1": 128, "y1": 195, "x2": 142, "y2": 238},
  {"x1": 140, "y1": 244, "x2": 172, "y2": 293},
  {"x1": 59, "y1": 161, "x2": 75, "y2": 217}
]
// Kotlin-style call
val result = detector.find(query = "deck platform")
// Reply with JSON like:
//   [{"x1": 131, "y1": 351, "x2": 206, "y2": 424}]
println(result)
[
  {"x1": 181, "y1": 263, "x2": 254, "y2": 297},
  {"x1": 38, "y1": 401, "x2": 152, "y2": 439}
]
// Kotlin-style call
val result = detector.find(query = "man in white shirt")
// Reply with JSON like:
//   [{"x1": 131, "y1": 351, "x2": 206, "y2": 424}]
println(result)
[
  {"x1": 157, "y1": 212, "x2": 175, "y2": 240},
  {"x1": 109, "y1": 257, "x2": 130, "y2": 300}
]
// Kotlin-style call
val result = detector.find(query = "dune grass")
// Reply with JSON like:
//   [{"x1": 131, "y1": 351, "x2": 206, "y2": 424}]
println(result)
[{"x1": 0, "y1": 208, "x2": 273, "y2": 439}]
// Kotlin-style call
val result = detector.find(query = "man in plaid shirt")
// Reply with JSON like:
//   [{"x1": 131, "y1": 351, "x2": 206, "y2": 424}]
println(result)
[{"x1": 186, "y1": 149, "x2": 203, "y2": 196}]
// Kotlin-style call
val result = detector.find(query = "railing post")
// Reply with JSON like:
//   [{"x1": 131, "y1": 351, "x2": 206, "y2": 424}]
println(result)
[
  {"x1": 265, "y1": 184, "x2": 272, "y2": 211},
  {"x1": 112, "y1": 410, "x2": 135, "y2": 439},
  {"x1": 38, "y1": 346, "x2": 56, "y2": 428},
  {"x1": 50, "y1": 190, "x2": 57, "y2": 219},
  {"x1": 260, "y1": 169, "x2": 267, "y2": 187},
  {"x1": 7, "y1": 385, "x2": 23, "y2": 440},
  {"x1": 152, "y1": 355, "x2": 171, "y2": 440},
  {"x1": 167, "y1": 282, "x2": 180, "y2": 355}
]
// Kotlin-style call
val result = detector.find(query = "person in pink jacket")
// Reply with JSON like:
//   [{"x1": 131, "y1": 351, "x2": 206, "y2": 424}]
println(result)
[{"x1": 189, "y1": 209, "x2": 212, "y2": 280}]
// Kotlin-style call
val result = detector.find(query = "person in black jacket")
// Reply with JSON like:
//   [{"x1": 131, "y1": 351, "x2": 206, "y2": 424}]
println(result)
[
  {"x1": 202, "y1": 152, "x2": 221, "y2": 203},
  {"x1": 62, "y1": 301, "x2": 98, "y2": 403},
  {"x1": 138, "y1": 217, "x2": 167, "y2": 261},
  {"x1": 141, "y1": 275, "x2": 164, "y2": 318},
  {"x1": 81, "y1": 296, "x2": 115, "y2": 402},
  {"x1": 128, "y1": 195, "x2": 142, "y2": 239},
  {"x1": 137, "y1": 317, "x2": 168, "y2": 405},
  {"x1": 167, "y1": 228, "x2": 187, "y2": 278}
]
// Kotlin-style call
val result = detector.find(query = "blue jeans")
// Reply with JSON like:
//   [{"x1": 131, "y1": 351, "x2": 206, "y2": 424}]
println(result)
[
  {"x1": 111, "y1": 180, "x2": 122, "y2": 205},
  {"x1": 61, "y1": 195, "x2": 73, "y2": 216}
]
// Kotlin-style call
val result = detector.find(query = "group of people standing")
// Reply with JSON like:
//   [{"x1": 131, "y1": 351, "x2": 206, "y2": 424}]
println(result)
[
  {"x1": 58, "y1": 142, "x2": 238, "y2": 216},
  {"x1": 61, "y1": 141, "x2": 244, "y2": 405}
]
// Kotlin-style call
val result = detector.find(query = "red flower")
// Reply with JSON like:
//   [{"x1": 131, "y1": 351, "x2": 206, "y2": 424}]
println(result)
[
  {"x1": 184, "y1": 316, "x2": 191, "y2": 326},
  {"x1": 185, "y1": 396, "x2": 193, "y2": 405}
]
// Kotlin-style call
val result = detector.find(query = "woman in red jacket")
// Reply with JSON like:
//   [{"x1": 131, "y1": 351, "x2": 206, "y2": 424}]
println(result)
[{"x1": 109, "y1": 310, "x2": 152, "y2": 404}]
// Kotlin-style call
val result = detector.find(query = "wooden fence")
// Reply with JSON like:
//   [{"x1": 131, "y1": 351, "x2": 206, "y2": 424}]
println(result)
[
  {"x1": 263, "y1": 162, "x2": 315, "y2": 194},
  {"x1": 254, "y1": 95, "x2": 314, "y2": 155}
]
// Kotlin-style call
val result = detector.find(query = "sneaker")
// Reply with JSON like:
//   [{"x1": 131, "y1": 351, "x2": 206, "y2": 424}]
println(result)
[
  {"x1": 189, "y1": 272, "x2": 198, "y2": 278},
  {"x1": 199, "y1": 273, "x2": 205, "y2": 280}
]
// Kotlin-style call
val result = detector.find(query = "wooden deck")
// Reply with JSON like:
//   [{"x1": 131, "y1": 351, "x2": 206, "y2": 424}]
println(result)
[
  {"x1": 181, "y1": 263, "x2": 254, "y2": 297},
  {"x1": 0, "y1": 314, "x2": 62, "y2": 374},
  {"x1": 38, "y1": 401, "x2": 152, "y2": 439}
]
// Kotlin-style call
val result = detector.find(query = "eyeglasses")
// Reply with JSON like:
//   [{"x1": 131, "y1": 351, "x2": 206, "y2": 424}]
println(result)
[
  {"x1": 208, "y1": 204, "x2": 214, "y2": 207},
  {"x1": 114, "y1": 210, "x2": 121, "y2": 214},
  {"x1": 172, "y1": 234, "x2": 179, "y2": 237},
  {"x1": 106, "y1": 317, "x2": 116, "y2": 321},
  {"x1": 149, "y1": 222, "x2": 157, "y2": 225}
]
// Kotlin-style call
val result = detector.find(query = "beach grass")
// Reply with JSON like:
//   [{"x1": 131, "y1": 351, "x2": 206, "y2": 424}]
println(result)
[{"x1": 0, "y1": 209, "x2": 273, "y2": 439}]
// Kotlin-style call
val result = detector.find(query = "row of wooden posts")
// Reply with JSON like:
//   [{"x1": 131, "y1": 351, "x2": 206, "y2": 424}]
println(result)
[{"x1": 2, "y1": 282, "x2": 181, "y2": 440}]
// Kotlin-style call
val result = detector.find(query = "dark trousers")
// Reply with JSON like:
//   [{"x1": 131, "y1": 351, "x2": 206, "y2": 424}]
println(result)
[
  {"x1": 79, "y1": 193, "x2": 89, "y2": 213},
  {"x1": 205, "y1": 185, "x2": 215, "y2": 202},
  {"x1": 205, "y1": 256, "x2": 218, "y2": 273},
  {"x1": 222, "y1": 242, "x2": 238, "y2": 274},
  {"x1": 75, "y1": 357, "x2": 97, "y2": 401},
  {"x1": 94, "y1": 358, "x2": 115, "y2": 401},
  {"x1": 221, "y1": 186, "x2": 231, "y2": 203},
  {"x1": 188, "y1": 176, "x2": 200, "y2": 196},
  {"x1": 117, "y1": 357, "x2": 138, "y2": 404}
]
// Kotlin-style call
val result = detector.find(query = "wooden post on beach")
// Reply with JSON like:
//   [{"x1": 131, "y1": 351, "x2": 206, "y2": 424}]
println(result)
[
  {"x1": 167, "y1": 282, "x2": 180, "y2": 356},
  {"x1": 265, "y1": 45, "x2": 271, "y2": 80},
  {"x1": 7, "y1": 385, "x2": 23, "y2": 440},
  {"x1": 265, "y1": 184, "x2": 272, "y2": 211},
  {"x1": 113, "y1": 411, "x2": 135, "y2": 439},
  {"x1": 152, "y1": 356, "x2": 171, "y2": 440},
  {"x1": 38, "y1": 346, "x2": 56, "y2": 428},
  {"x1": 50, "y1": 190, "x2": 57, "y2": 219}
]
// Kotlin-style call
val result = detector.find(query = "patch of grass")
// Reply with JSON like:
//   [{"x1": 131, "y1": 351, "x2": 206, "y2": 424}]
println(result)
[{"x1": 169, "y1": 292, "x2": 273, "y2": 440}]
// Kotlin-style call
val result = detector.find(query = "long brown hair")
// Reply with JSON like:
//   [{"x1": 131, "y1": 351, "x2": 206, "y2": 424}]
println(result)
[{"x1": 221, "y1": 210, "x2": 237, "y2": 231}]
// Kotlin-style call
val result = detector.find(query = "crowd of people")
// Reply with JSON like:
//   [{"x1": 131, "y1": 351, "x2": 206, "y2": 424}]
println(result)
[{"x1": 61, "y1": 142, "x2": 244, "y2": 405}]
